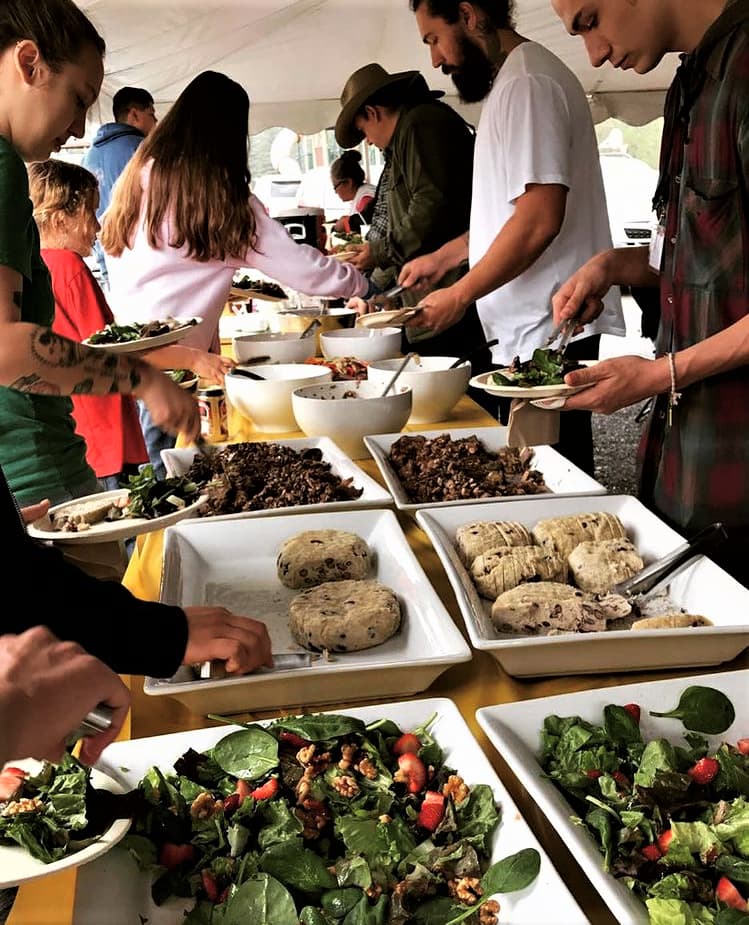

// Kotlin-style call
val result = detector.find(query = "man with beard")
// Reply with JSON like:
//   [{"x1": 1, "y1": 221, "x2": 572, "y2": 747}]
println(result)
[{"x1": 399, "y1": 0, "x2": 624, "y2": 475}]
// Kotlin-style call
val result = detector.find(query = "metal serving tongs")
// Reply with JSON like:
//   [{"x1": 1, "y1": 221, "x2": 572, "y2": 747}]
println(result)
[
  {"x1": 611, "y1": 522, "x2": 728, "y2": 601},
  {"x1": 544, "y1": 311, "x2": 582, "y2": 357}
]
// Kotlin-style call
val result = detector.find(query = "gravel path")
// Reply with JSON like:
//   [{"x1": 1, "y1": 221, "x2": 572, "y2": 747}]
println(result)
[{"x1": 592, "y1": 401, "x2": 649, "y2": 496}]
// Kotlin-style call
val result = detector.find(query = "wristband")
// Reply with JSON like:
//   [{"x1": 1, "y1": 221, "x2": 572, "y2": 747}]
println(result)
[{"x1": 666, "y1": 352, "x2": 682, "y2": 427}]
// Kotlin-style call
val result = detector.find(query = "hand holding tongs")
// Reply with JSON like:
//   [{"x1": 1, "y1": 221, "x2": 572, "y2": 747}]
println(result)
[
  {"x1": 368, "y1": 283, "x2": 407, "y2": 311},
  {"x1": 544, "y1": 311, "x2": 582, "y2": 356}
]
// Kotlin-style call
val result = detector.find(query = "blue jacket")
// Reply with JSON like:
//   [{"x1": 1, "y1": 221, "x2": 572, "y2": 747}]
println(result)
[{"x1": 82, "y1": 122, "x2": 145, "y2": 217}]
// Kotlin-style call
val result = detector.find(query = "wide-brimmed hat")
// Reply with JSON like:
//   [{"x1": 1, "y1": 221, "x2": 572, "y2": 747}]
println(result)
[{"x1": 335, "y1": 63, "x2": 444, "y2": 148}]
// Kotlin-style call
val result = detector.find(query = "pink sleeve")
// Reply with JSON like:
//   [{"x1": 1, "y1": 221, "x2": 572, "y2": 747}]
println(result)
[
  {"x1": 354, "y1": 194, "x2": 374, "y2": 214},
  {"x1": 229, "y1": 196, "x2": 368, "y2": 298}
]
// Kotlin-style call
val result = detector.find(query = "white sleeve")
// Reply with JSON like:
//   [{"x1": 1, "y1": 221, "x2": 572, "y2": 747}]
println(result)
[
  {"x1": 493, "y1": 74, "x2": 573, "y2": 204},
  {"x1": 230, "y1": 196, "x2": 368, "y2": 298}
]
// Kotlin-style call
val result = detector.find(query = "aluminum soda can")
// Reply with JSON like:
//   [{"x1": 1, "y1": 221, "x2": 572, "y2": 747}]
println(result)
[{"x1": 197, "y1": 386, "x2": 228, "y2": 442}]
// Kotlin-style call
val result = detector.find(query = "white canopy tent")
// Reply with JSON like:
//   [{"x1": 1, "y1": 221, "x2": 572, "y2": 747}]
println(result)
[{"x1": 78, "y1": 0, "x2": 678, "y2": 132}]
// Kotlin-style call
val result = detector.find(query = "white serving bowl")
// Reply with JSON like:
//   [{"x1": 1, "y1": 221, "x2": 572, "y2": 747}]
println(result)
[
  {"x1": 232, "y1": 331, "x2": 316, "y2": 365},
  {"x1": 225, "y1": 363, "x2": 331, "y2": 433},
  {"x1": 367, "y1": 355, "x2": 471, "y2": 424},
  {"x1": 320, "y1": 326, "x2": 402, "y2": 362},
  {"x1": 291, "y1": 379, "x2": 412, "y2": 458}
]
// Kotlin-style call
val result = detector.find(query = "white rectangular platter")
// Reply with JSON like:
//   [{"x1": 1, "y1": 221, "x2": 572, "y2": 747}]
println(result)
[
  {"x1": 73, "y1": 698, "x2": 588, "y2": 925},
  {"x1": 364, "y1": 427, "x2": 605, "y2": 514},
  {"x1": 145, "y1": 508, "x2": 471, "y2": 713},
  {"x1": 416, "y1": 494, "x2": 749, "y2": 677},
  {"x1": 161, "y1": 436, "x2": 392, "y2": 520},
  {"x1": 476, "y1": 669, "x2": 749, "y2": 925}
]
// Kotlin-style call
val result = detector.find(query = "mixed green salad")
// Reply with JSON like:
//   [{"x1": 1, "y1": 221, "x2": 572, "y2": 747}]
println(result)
[
  {"x1": 86, "y1": 318, "x2": 196, "y2": 345},
  {"x1": 540, "y1": 686, "x2": 749, "y2": 923},
  {"x1": 121, "y1": 713, "x2": 541, "y2": 924},
  {"x1": 0, "y1": 753, "x2": 129, "y2": 864},
  {"x1": 491, "y1": 348, "x2": 583, "y2": 388},
  {"x1": 121, "y1": 464, "x2": 202, "y2": 519}
]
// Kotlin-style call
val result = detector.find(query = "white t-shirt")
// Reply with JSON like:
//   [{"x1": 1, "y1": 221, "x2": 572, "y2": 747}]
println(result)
[{"x1": 469, "y1": 42, "x2": 624, "y2": 365}]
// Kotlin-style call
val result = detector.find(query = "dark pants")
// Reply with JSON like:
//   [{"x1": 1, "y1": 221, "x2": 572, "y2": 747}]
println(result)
[
  {"x1": 401, "y1": 302, "x2": 497, "y2": 415},
  {"x1": 493, "y1": 335, "x2": 600, "y2": 477}
]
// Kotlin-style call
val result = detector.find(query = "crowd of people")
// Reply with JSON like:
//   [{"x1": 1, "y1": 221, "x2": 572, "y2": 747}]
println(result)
[{"x1": 0, "y1": 0, "x2": 746, "y2": 849}]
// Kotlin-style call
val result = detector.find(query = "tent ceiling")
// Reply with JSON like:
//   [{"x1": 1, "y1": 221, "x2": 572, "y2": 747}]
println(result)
[{"x1": 80, "y1": 0, "x2": 678, "y2": 132}]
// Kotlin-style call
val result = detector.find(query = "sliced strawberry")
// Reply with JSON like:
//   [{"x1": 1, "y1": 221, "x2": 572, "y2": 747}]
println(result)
[
  {"x1": 586, "y1": 770, "x2": 602, "y2": 779},
  {"x1": 250, "y1": 778, "x2": 279, "y2": 801},
  {"x1": 688, "y1": 757, "x2": 720, "y2": 786},
  {"x1": 158, "y1": 842, "x2": 196, "y2": 870},
  {"x1": 222, "y1": 792, "x2": 241, "y2": 815},
  {"x1": 201, "y1": 870, "x2": 219, "y2": 902},
  {"x1": 657, "y1": 830, "x2": 673, "y2": 855},
  {"x1": 417, "y1": 791, "x2": 446, "y2": 832},
  {"x1": 392, "y1": 733, "x2": 421, "y2": 756},
  {"x1": 279, "y1": 731, "x2": 310, "y2": 749},
  {"x1": 716, "y1": 876, "x2": 747, "y2": 911},
  {"x1": 641, "y1": 844, "x2": 662, "y2": 862},
  {"x1": 395, "y1": 753, "x2": 427, "y2": 794},
  {"x1": 623, "y1": 703, "x2": 641, "y2": 723},
  {"x1": 0, "y1": 767, "x2": 27, "y2": 801},
  {"x1": 235, "y1": 779, "x2": 252, "y2": 800},
  {"x1": 613, "y1": 771, "x2": 631, "y2": 789},
  {"x1": 736, "y1": 738, "x2": 749, "y2": 756},
  {"x1": 218, "y1": 886, "x2": 231, "y2": 904}
]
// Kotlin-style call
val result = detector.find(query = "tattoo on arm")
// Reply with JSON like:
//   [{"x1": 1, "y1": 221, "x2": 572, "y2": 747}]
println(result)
[
  {"x1": 8, "y1": 373, "x2": 61, "y2": 396},
  {"x1": 29, "y1": 328, "x2": 144, "y2": 395}
]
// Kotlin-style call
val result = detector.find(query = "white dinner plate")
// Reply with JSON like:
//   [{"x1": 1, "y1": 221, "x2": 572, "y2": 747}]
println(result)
[
  {"x1": 469, "y1": 362, "x2": 598, "y2": 400},
  {"x1": 356, "y1": 308, "x2": 420, "y2": 328},
  {"x1": 416, "y1": 493, "x2": 749, "y2": 677},
  {"x1": 476, "y1": 669, "x2": 749, "y2": 925},
  {"x1": 82, "y1": 318, "x2": 202, "y2": 353},
  {"x1": 27, "y1": 489, "x2": 208, "y2": 545},
  {"x1": 146, "y1": 508, "x2": 471, "y2": 714},
  {"x1": 0, "y1": 760, "x2": 130, "y2": 889},
  {"x1": 77, "y1": 698, "x2": 588, "y2": 925}
]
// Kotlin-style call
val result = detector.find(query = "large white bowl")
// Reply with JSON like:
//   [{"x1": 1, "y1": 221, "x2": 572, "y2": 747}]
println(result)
[
  {"x1": 292, "y1": 379, "x2": 412, "y2": 458},
  {"x1": 232, "y1": 331, "x2": 316, "y2": 365},
  {"x1": 367, "y1": 355, "x2": 471, "y2": 424},
  {"x1": 320, "y1": 326, "x2": 402, "y2": 362},
  {"x1": 225, "y1": 363, "x2": 331, "y2": 433}
]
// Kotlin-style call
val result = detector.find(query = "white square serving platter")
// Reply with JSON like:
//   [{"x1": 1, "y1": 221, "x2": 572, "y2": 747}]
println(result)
[
  {"x1": 73, "y1": 698, "x2": 588, "y2": 925},
  {"x1": 161, "y1": 436, "x2": 392, "y2": 521},
  {"x1": 145, "y1": 508, "x2": 471, "y2": 713},
  {"x1": 476, "y1": 669, "x2": 749, "y2": 925},
  {"x1": 416, "y1": 494, "x2": 749, "y2": 677},
  {"x1": 363, "y1": 427, "x2": 605, "y2": 514}
]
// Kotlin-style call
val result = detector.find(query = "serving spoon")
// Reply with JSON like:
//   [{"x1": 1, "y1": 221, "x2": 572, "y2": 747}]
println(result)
[
  {"x1": 230, "y1": 367, "x2": 266, "y2": 381},
  {"x1": 380, "y1": 352, "x2": 414, "y2": 397}
]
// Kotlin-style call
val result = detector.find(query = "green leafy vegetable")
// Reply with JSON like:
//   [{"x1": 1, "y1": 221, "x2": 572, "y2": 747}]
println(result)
[
  {"x1": 650, "y1": 687, "x2": 736, "y2": 734},
  {"x1": 491, "y1": 348, "x2": 583, "y2": 388},
  {"x1": 210, "y1": 726, "x2": 279, "y2": 780}
]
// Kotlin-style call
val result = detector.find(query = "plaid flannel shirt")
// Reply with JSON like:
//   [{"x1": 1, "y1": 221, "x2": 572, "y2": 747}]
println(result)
[{"x1": 638, "y1": 0, "x2": 749, "y2": 533}]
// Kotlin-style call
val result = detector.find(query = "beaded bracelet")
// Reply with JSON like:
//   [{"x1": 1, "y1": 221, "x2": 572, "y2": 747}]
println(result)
[{"x1": 666, "y1": 352, "x2": 682, "y2": 427}]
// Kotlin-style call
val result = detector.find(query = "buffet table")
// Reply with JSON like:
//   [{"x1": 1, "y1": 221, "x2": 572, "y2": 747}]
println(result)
[{"x1": 12, "y1": 394, "x2": 749, "y2": 925}]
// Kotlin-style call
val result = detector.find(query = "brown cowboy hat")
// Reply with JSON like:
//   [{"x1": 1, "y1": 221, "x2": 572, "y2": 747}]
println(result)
[{"x1": 335, "y1": 63, "x2": 444, "y2": 148}]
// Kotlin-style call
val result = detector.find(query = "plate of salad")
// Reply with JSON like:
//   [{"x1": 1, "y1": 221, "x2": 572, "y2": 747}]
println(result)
[
  {"x1": 82, "y1": 318, "x2": 202, "y2": 353},
  {"x1": 27, "y1": 466, "x2": 207, "y2": 544},
  {"x1": 477, "y1": 670, "x2": 749, "y2": 925},
  {"x1": 82, "y1": 698, "x2": 587, "y2": 925},
  {"x1": 470, "y1": 351, "x2": 597, "y2": 399},
  {"x1": 0, "y1": 754, "x2": 131, "y2": 888}
]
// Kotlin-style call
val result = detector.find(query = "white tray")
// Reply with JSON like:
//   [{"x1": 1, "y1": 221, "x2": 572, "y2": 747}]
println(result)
[
  {"x1": 145, "y1": 508, "x2": 471, "y2": 713},
  {"x1": 75, "y1": 698, "x2": 587, "y2": 925},
  {"x1": 161, "y1": 436, "x2": 392, "y2": 521},
  {"x1": 416, "y1": 494, "x2": 749, "y2": 677},
  {"x1": 476, "y1": 669, "x2": 749, "y2": 925},
  {"x1": 364, "y1": 426, "x2": 605, "y2": 514}
]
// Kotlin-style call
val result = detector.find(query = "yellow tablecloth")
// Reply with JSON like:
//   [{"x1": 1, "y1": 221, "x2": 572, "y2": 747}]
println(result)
[{"x1": 14, "y1": 394, "x2": 749, "y2": 925}]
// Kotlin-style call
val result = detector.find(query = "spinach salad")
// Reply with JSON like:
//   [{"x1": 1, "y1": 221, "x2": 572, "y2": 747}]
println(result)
[
  {"x1": 491, "y1": 348, "x2": 583, "y2": 388},
  {"x1": 539, "y1": 687, "x2": 749, "y2": 923},
  {"x1": 121, "y1": 712, "x2": 541, "y2": 924}
]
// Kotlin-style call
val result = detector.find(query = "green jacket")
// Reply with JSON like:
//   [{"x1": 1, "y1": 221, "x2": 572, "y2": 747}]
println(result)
[{"x1": 369, "y1": 100, "x2": 474, "y2": 307}]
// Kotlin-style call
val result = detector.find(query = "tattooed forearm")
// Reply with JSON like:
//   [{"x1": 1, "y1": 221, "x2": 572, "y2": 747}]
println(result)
[
  {"x1": 9, "y1": 373, "x2": 61, "y2": 395},
  {"x1": 29, "y1": 327, "x2": 144, "y2": 395},
  {"x1": 31, "y1": 328, "x2": 83, "y2": 368}
]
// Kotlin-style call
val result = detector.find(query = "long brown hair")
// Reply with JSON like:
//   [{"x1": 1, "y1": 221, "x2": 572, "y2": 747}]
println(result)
[
  {"x1": 0, "y1": 0, "x2": 105, "y2": 65},
  {"x1": 101, "y1": 71, "x2": 255, "y2": 262}
]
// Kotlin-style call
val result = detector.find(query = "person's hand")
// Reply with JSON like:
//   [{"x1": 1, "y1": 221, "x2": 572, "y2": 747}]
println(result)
[
  {"x1": 20, "y1": 499, "x2": 50, "y2": 525},
  {"x1": 347, "y1": 243, "x2": 375, "y2": 271},
  {"x1": 408, "y1": 286, "x2": 468, "y2": 335},
  {"x1": 398, "y1": 253, "x2": 443, "y2": 291},
  {"x1": 561, "y1": 355, "x2": 669, "y2": 413},
  {"x1": 182, "y1": 607, "x2": 273, "y2": 674},
  {"x1": 191, "y1": 352, "x2": 235, "y2": 385},
  {"x1": 0, "y1": 627, "x2": 130, "y2": 766},
  {"x1": 134, "y1": 365, "x2": 200, "y2": 443},
  {"x1": 552, "y1": 252, "x2": 613, "y2": 327},
  {"x1": 346, "y1": 296, "x2": 371, "y2": 315}
]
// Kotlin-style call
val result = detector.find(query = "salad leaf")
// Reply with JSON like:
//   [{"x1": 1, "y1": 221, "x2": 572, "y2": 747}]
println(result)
[
  {"x1": 259, "y1": 841, "x2": 337, "y2": 894},
  {"x1": 220, "y1": 874, "x2": 298, "y2": 925},
  {"x1": 480, "y1": 847, "x2": 541, "y2": 894},
  {"x1": 321, "y1": 887, "x2": 362, "y2": 918},
  {"x1": 271, "y1": 714, "x2": 366, "y2": 741},
  {"x1": 650, "y1": 687, "x2": 736, "y2": 735},
  {"x1": 646, "y1": 898, "x2": 716, "y2": 925},
  {"x1": 715, "y1": 854, "x2": 749, "y2": 885},
  {"x1": 211, "y1": 727, "x2": 279, "y2": 780},
  {"x1": 453, "y1": 785, "x2": 500, "y2": 853}
]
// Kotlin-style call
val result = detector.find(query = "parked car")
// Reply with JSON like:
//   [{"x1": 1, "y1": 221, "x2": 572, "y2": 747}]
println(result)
[
  {"x1": 598, "y1": 151, "x2": 658, "y2": 249},
  {"x1": 252, "y1": 174, "x2": 303, "y2": 218}
]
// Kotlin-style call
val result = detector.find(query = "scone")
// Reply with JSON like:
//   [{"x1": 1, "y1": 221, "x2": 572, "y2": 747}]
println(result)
[
  {"x1": 470, "y1": 545, "x2": 567, "y2": 599},
  {"x1": 490, "y1": 582, "x2": 631, "y2": 636},
  {"x1": 631, "y1": 613, "x2": 712, "y2": 630},
  {"x1": 532, "y1": 513, "x2": 627, "y2": 560},
  {"x1": 289, "y1": 579, "x2": 401, "y2": 653},
  {"x1": 568, "y1": 538, "x2": 644, "y2": 594},
  {"x1": 455, "y1": 521, "x2": 532, "y2": 567},
  {"x1": 277, "y1": 529, "x2": 371, "y2": 590}
]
